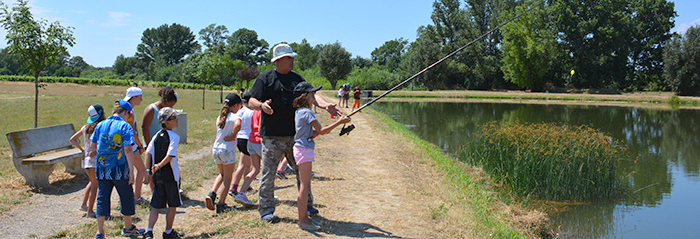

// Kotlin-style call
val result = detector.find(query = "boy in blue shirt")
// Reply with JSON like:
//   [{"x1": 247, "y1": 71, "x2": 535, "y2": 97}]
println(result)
[{"x1": 89, "y1": 99, "x2": 145, "y2": 239}]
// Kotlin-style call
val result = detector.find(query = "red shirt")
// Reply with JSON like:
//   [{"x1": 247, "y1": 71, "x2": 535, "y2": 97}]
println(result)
[{"x1": 248, "y1": 110, "x2": 262, "y2": 144}]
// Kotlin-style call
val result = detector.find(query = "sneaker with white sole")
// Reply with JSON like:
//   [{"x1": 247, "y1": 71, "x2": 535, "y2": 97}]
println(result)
[
  {"x1": 121, "y1": 225, "x2": 145, "y2": 236},
  {"x1": 235, "y1": 193, "x2": 255, "y2": 207},
  {"x1": 276, "y1": 171, "x2": 288, "y2": 180},
  {"x1": 205, "y1": 191, "x2": 216, "y2": 210}
]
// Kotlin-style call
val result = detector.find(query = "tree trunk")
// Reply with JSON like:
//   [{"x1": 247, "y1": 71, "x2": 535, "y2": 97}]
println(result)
[
  {"x1": 202, "y1": 85, "x2": 206, "y2": 109},
  {"x1": 220, "y1": 78, "x2": 223, "y2": 103},
  {"x1": 34, "y1": 74, "x2": 38, "y2": 128}
]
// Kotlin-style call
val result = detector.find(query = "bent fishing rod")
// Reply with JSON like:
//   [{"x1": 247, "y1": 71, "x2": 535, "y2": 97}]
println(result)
[{"x1": 314, "y1": 2, "x2": 544, "y2": 140}]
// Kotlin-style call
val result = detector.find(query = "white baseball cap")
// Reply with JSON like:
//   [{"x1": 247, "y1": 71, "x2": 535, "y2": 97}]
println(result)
[
  {"x1": 123, "y1": 87, "x2": 143, "y2": 101},
  {"x1": 270, "y1": 44, "x2": 298, "y2": 62}
]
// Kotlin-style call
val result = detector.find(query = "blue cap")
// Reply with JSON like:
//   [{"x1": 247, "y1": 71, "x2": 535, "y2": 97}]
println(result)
[{"x1": 114, "y1": 99, "x2": 132, "y2": 112}]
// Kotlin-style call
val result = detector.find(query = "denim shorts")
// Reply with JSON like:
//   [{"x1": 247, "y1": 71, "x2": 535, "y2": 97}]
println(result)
[
  {"x1": 212, "y1": 148, "x2": 236, "y2": 165},
  {"x1": 293, "y1": 145, "x2": 315, "y2": 165},
  {"x1": 96, "y1": 179, "x2": 135, "y2": 217},
  {"x1": 247, "y1": 141, "x2": 262, "y2": 156}
]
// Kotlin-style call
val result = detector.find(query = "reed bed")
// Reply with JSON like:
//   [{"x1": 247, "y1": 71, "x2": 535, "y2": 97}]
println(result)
[{"x1": 460, "y1": 121, "x2": 627, "y2": 201}]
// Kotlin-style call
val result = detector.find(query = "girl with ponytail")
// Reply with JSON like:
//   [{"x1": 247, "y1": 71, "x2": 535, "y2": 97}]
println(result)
[{"x1": 206, "y1": 93, "x2": 242, "y2": 213}]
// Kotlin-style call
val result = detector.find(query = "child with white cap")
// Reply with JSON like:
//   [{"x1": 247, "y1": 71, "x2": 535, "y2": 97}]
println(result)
[
  {"x1": 124, "y1": 86, "x2": 149, "y2": 204},
  {"x1": 69, "y1": 104, "x2": 105, "y2": 218}
]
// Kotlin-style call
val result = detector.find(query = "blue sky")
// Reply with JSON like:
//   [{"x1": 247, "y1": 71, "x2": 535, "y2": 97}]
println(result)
[{"x1": 0, "y1": 0, "x2": 698, "y2": 68}]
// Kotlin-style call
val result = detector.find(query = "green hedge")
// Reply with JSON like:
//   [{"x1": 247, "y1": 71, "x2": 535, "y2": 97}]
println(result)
[{"x1": 0, "y1": 75, "x2": 238, "y2": 90}]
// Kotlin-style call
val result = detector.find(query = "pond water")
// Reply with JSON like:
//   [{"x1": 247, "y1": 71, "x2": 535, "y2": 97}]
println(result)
[{"x1": 372, "y1": 101, "x2": 700, "y2": 239}]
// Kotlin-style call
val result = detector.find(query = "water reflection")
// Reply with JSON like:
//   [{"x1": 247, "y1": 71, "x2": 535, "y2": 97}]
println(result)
[{"x1": 373, "y1": 101, "x2": 700, "y2": 238}]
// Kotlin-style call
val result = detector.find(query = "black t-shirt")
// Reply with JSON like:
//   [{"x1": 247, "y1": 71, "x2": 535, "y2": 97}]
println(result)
[
  {"x1": 249, "y1": 70, "x2": 305, "y2": 137},
  {"x1": 152, "y1": 129, "x2": 175, "y2": 183}
]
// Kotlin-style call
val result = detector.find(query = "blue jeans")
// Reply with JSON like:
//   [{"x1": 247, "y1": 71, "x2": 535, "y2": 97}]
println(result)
[{"x1": 96, "y1": 179, "x2": 135, "y2": 217}]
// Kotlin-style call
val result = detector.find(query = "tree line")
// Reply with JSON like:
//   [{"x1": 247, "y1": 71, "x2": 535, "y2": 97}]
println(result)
[{"x1": 2, "y1": 0, "x2": 699, "y2": 96}]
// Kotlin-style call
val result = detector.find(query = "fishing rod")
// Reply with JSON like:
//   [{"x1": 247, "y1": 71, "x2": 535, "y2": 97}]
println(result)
[{"x1": 313, "y1": 1, "x2": 545, "y2": 140}]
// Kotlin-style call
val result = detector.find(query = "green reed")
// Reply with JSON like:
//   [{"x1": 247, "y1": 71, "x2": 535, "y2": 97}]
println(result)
[{"x1": 461, "y1": 121, "x2": 627, "y2": 201}]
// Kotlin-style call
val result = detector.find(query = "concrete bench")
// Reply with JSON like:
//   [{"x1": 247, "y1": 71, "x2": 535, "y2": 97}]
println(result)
[{"x1": 6, "y1": 123, "x2": 85, "y2": 188}]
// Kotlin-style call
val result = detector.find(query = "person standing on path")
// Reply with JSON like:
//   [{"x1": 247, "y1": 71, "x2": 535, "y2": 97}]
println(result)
[
  {"x1": 248, "y1": 43, "x2": 341, "y2": 223},
  {"x1": 206, "y1": 93, "x2": 242, "y2": 214},
  {"x1": 69, "y1": 104, "x2": 105, "y2": 218},
  {"x1": 123, "y1": 87, "x2": 148, "y2": 204},
  {"x1": 142, "y1": 86, "x2": 178, "y2": 147},
  {"x1": 89, "y1": 99, "x2": 145, "y2": 239}
]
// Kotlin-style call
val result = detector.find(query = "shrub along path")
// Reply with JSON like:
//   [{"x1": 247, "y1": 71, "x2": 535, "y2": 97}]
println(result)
[{"x1": 0, "y1": 93, "x2": 530, "y2": 238}]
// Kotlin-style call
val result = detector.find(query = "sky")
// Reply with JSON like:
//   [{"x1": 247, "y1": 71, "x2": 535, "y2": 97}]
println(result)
[{"x1": 0, "y1": 0, "x2": 698, "y2": 68}]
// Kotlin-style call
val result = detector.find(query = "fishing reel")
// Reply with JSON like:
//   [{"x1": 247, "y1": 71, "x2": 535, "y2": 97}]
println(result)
[{"x1": 339, "y1": 124, "x2": 355, "y2": 136}]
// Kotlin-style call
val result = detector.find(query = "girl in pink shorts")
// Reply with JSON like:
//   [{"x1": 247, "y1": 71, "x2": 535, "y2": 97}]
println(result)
[{"x1": 291, "y1": 82, "x2": 351, "y2": 230}]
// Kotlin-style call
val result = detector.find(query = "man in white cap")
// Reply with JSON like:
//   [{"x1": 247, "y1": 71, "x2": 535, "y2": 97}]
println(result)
[{"x1": 248, "y1": 43, "x2": 341, "y2": 223}]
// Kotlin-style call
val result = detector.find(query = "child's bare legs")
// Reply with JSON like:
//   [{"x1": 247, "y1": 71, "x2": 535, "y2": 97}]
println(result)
[
  {"x1": 165, "y1": 207, "x2": 177, "y2": 230},
  {"x1": 218, "y1": 163, "x2": 237, "y2": 203},
  {"x1": 133, "y1": 152, "x2": 145, "y2": 200},
  {"x1": 297, "y1": 162, "x2": 313, "y2": 225},
  {"x1": 240, "y1": 153, "x2": 261, "y2": 195},
  {"x1": 277, "y1": 157, "x2": 289, "y2": 172},
  {"x1": 231, "y1": 153, "x2": 251, "y2": 193},
  {"x1": 148, "y1": 207, "x2": 159, "y2": 229},
  {"x1": 211, "y1": 174, "x2": 223, "y2": 193},
  {"x1": 86, "y1": 169, "x2": 97, "y2": 213}
]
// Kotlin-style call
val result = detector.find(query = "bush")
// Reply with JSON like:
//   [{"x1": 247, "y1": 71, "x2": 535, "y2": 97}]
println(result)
[
  {"x1": 460, "y1": 121, "x2": 627, "y2": 201},
  {"x1": 664, "y1": 26, "x2": 700, "y2": 96}
]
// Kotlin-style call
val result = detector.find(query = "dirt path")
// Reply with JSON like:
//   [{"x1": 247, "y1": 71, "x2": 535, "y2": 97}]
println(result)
[{"x1": 0, "y1": 96, "x2": 471, "y2": 238}]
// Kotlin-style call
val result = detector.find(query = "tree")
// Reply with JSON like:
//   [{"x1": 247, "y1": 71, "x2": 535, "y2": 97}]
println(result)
[
  {"x1": 318, "y1": 41, "x2": 353, "y2": 90},
  {"x1": 226, "y1": 28, "x2": 269, "y2": 66},
  {"x1": 288, "y1": 39, "x2": 317, "y2": 71},
  {"x1": 501, "y1": 1, "x2": 559, "y2": 91},
  {"x1": 198, "y1": 53, "x2": 246, "y2": 103},
  {"x1": 371, "y1": 38, "x2": 408, "y2": 72},
  {"x1": 113, "y1": 54, "x2": 148, "y2": 76},
  {"x1": 664, "y1": 26, "x2": 700, "y2": 96},
  {"x1": 199, "y1": 23, "x2": 228, "y2": 54},
  {"x1": 406, "y1": 25, "x2": 449, "y2": 90},
  {"x1": 136, "y1": 23, "x2": 200, "y2": 65},
  {"x1": 352, "y1": 55, "x2": 373, "y2": 69},
  {"x1": 1, "y1": 0, "x2": 75, "y2": 128},
  {"x1": 236, "y1": 66, "x2": 260, "y2": 90}
]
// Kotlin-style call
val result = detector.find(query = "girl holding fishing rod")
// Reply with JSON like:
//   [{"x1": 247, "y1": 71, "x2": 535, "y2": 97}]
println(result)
[{"x1": 292, "y1": 82, "x2": 351, "y2": 231}]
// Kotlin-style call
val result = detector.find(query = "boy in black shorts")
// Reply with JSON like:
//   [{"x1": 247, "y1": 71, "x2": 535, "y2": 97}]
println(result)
[{"x1": 143, "y1": 107, "x2": 184, "y2": 239}]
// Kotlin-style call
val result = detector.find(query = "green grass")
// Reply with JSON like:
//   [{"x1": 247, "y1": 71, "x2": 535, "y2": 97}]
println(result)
[
  {"x1": 460, "y1": 121, "x2": 627, "y2": 201},
  {"x1": 370, "y1": 109, "x2": 532, "y2": 238}
]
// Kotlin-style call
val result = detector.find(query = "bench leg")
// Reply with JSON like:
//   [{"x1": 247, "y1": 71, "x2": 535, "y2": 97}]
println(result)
[
  {"x1": 13, "y1": 159, "x2": 54, "y2": 188},
  {"x1": 63, "y1": 156, "x2": 86, "y2": 176}
]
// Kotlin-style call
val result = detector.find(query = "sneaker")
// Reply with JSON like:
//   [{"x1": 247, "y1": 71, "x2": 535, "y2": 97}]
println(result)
[
  {"x1": 144, "y1": 231, "x2": 154, "y2": 239},
  {"x1": 284, "y1": 165, "x2": 295, "y2": 174},
  {"x1": 205, "y1": 191, "x2": 216, "y2": 210},
  {"x1": 163, "y1": 229, "x2": 184, "y2": 239},
  {"x1": 228, "y1": 190, "x2": 238, "y2": 197},
  {"x1": 276, "y1": 171, "x2": 287, "y2": 180},
  {"x1": 247, "y1": 186, "x2": 255, "y2": 192},
  {"x1": 135, "y1": 197, "x2": 148, "y2": 204},
  {"x1": 86, "y1": 212, "x2": 96, "y2": 218},
  {"x1": 121, "y1": 225, "x2": 145, "y2": 236},
  {"x1": 307, "y1": 205, "x2": 319, "y2": 216},
  {"x1": 79, "y1": 205, "x2": 88, "y2": 211},
  {"x1": 94, "y1": 233, "x2": 104, "y2": 239},
  {"x1": 235, "y1": 193, "x2": 255, "y2": 207},
  {"x1": 261, "y1": 214, "x2": 281, "y2": 223},
  {"x1": 216, "y1": 203, "x2": 235, "y2": 214},
  {"x1": 297, "y1": 221, "x2": 321, "y2": 231}
]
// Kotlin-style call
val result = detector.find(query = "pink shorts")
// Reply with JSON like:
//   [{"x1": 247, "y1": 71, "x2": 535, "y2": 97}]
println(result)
[{"x1": 293, "y1": 145, "x2": 315, "y2": 165}]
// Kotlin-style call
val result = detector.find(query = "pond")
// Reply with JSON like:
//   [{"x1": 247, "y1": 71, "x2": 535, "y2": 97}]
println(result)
[{"x1": 371, "y1": 101, "x2": 700, "y2": 239}]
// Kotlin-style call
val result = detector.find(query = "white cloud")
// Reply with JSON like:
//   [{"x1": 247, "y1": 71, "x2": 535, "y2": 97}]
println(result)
[
  {"x1": 101, "y1": 11, "x2": 132, "y2": 27},
  {"x1": 674, "y1": 18, "x2": 700, "y2": 35}
]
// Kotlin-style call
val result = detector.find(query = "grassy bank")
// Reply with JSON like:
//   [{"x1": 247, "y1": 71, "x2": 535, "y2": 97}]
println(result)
[{"x1": 369, "y1": 109, "x2": 546, "y2": 238}]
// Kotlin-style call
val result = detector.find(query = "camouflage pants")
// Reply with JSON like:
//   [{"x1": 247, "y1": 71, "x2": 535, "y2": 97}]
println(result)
[{"x1": 258, "y1": 136, "x2": 313, "y2": 216}]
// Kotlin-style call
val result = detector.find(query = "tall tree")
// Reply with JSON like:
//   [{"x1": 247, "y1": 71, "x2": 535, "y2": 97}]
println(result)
[
  {"x1": 406, "y1": 25, "x2": 449, "y2": 90},
  {"x1": 371, "y1": 38, "x2": 408, "y2": 72},
  {"x1": 226, "y1": 28, "x2": 269, "y2": 66},
  {"x1": 318, "y1": 41, "x2": 353, "y2": 90},
  {"x1": 199, "y1": 23, "x2": 228, "y2": 54},
  {"x1": 136, "y1": 23, "x2": 200, "y2": 65},
  {"x1": 289, "y1": 39, "x2": 317, "y2": 71},
  {"x1": 501, "y1": 1, "x2": 559, "y2": 91},
  {"x1": 663, "y1": 26, "x2": 700, "y2": 96},
  {"x1": 199, "y1": 53, "x2": 246, "y2": 103},
  {"x1": 1, "y1": 0, "x2": 75, "y2": 128}
]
